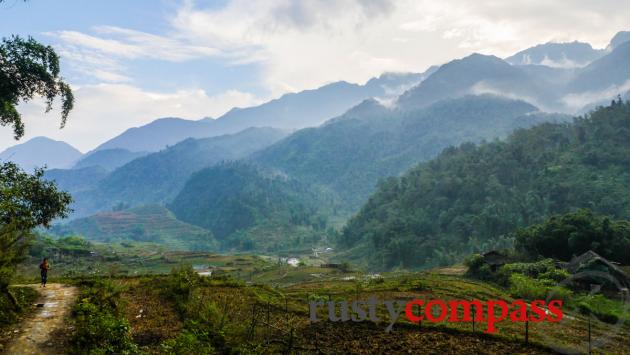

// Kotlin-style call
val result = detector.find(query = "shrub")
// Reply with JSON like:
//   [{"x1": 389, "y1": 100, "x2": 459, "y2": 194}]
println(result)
[
  {"x1": 159, "y1": 266, "x2": 229, "y2": 352},
  {"x1": 502, "y1": 259, "x2": 558, "y2": 278},
  {"x1": 72, "y1": 280, "x2": 137, "y2": 354},
  {"x1": 163, "y1": 265, "x2": 202, "y2": 311},
  {"x1": 575, "y1": 294, "x2": 626, "y2": 324},
  {"x1": 464, "y1": 254, "x2": 494, "y2": 281},
  {"x1": 538, "y1": 268, "x2": 570, "y2": 282},
  {"x1": 509, "y1": 274, "x2": 573, "y2": 302},
  {"x1": 161, "y1": 328, "x2": 216, "y2": 354},
  {"x1": 0, "y1": 286, "x2": 38, "y2": 325}
]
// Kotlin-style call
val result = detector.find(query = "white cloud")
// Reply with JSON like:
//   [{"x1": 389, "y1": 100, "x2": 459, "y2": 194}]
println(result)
[
  {"x1": 49, "y1": 26, "x2": 219, "y2": 61},
  {"x1": 539, "y1": 55, "x2": 586, "y2": 69},
  {"x1": 470, "y1": 81, "x2": 549, "y2": 111},
  {"x1": 0, "y1": 85, "x2": 261, "y2": 152},
  {"x1": 45, "y1": 26, "x2": 220, "y2": 83},
  {"x1": 43, "y1": 0, "x2": 630, "y2": 94},
  {"x1": 167, "y1": 0, "x2": 630, "y2": 95},
  {"x1": 562, "y1": 80, "x2": 630, "y2": 112}
]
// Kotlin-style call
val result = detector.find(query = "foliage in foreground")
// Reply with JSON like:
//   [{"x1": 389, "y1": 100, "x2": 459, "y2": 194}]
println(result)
[
  {"x1": 0, "y1": 286, "x2": 38, "y2": 325},
  {"x1": 72, "y1": 280, "x2": 138, "y2": 354},
  {"x1": 158, "y1": 266, "x2": 228, "y2": 354},
  {"x1": 0, "y1": 162, "x2": 71, "y2": 312}
]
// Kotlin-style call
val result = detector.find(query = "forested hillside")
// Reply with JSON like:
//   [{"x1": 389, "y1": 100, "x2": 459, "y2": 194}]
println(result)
[
  {"x1": 341, "y1": 99, "x2": 630, "y2": 269},
  {"x1": 73, "y1": 148, "x2": 148, "y2": 171},
  {"x1": 513, "y1": 209, "x2": 630, "y2": 264},
  {"x1": 255, "y1": 95, "x2": 568, "y2": 211},
  {"x1": 169, "y1": 162, "x2": 332, "y2": 251},
  {"x1": 67, "y1": 127, "x2": 287, "y2": 217},
  {"x1": 44, "y1": 166, "x2": 109, "y2": 195}
]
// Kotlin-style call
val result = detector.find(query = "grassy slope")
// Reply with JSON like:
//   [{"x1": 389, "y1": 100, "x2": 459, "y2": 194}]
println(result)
[
  {"x1": 64, "y1": 205, "x2": 217, "y2": 251},
  {"x1": 49, "y1": 253, "x2": 629, "y2": 354}
]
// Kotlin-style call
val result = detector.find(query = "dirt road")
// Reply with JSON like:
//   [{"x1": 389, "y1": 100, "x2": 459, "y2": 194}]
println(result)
[{"x1": 4, "y1": 284, "x2": 78, "y2": 355}]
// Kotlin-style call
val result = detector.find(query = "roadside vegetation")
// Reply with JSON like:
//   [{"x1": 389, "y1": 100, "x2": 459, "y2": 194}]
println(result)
[{"x1": 38, "y1": 259, "x2": 625, "y2": 354}]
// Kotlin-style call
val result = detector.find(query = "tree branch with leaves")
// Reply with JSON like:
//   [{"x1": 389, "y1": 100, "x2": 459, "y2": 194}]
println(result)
[{"x1": 0, "y1": 35, "x2": 74, "y2": 139}]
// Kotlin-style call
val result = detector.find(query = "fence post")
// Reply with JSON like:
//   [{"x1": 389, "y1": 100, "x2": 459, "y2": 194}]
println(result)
[
  {"x1": 472, "y1": 304, "x2": 475, "y2": 332},
  {"x1": 249, "y1": 303, "x2": 258, "y2": 340},
  {"x1": 588, "y1": 314, "x2": 592, "y2": 355},
  {"x1": 525, "y1": 320, "x2": 529, "y2": 344},
  {"x1": 219, "y1": 296, "x2": 228, "y2": 330},
  {"x1": 265, "y1": 300, "x2": 270, "y2": 347},
  {"x1": 525, "y1": 306, "x2": 529, "y2": 344},
  {"x1": 285, "y1": 327, "x2": 294, "y2": 354}
]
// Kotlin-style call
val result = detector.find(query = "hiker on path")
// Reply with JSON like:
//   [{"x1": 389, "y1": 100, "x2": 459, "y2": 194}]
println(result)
[{"x1": 39, "y1": 258, "x2": 50, "y2": 287}]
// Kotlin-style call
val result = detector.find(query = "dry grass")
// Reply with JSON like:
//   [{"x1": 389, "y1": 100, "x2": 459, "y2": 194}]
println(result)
[{"x1": 118, "y1": 278, "x2": 183, "y2": 353}]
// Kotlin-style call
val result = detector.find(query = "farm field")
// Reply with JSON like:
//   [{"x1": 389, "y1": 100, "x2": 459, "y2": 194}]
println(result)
[{"x1": 11, "y1": 250, "x2": 629, "y2": 354}]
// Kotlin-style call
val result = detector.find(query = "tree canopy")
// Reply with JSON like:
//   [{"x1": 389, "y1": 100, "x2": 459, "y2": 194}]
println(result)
[
  {"x1": 342, "y1": 99, "x2": 630, "y2": 270},
  {"x1": 0, "y1": 35, "x2": 74, "y2": 139},
  {"x1": 514, "y1": 209, "x2": 630, "y2": 264},
  {"x1": 1, "y1": 162, "x2": 72, "y2": 289},
  {"x1": 0, "y1": 162, "x2": 72, "y2": 229}
]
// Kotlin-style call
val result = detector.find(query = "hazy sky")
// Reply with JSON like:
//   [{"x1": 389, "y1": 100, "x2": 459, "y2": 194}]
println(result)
[{"x1": 1, "y1": 0, "x2": 629, "y2": 152}]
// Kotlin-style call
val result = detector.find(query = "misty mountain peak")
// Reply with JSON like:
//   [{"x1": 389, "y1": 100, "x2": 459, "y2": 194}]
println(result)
[
  {"x1": 608, "y1": 31, "x2": 630, "y2": 50},
  {"x1": 395, "y1": 53, "x2": 521, "y2": 110},
  {"x1": 329, "y1": 98, "x2": 391, "y2": 124},
  {"x1": 506, "y1": 41, "x2": 602, "y2": 68}
]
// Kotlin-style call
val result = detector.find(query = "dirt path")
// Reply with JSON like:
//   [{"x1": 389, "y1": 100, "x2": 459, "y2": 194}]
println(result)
[{"x1": 4, "y1": 284, "x2": 78, "y2": 355}]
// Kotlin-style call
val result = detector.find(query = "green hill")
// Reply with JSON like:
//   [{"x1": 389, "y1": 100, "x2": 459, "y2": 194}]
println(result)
[
  {"x1": 169, "y1": 162, "x2": 331, "y2": 252},
  {"x1": 69, "y1": 127, "x2": 287, "y2": 217},
  {"x1": 44, "y1": 165, "x2": 109, "y2": 194},
  {"x1": 341, "y1": 100, "x2": 630, "y2": 269},
  {"x1": 60, "y1": 205, "x2": 217, "y2": 251},
  {"x1": 73, "y1": 148, "x2": 148, "y2": 171},
  {"x1": 254, "y1": 95, "x2": 568, "y2": 211}
]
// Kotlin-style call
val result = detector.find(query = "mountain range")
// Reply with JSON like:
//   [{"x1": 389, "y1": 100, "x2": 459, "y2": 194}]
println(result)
[
  {"x1": 253, "y1": 95, "x2": 569, "y2": 211},
  {"x1": 5, "y1": 31, "x2": 630, "y2": 257},
  {"x1": 91, "y1": 71, "x2": 429, "y2": 153},
  {"x1": 398, "y1": 37, "x2": 630, "y2": 113},
  {"x1": 58, "y1": 127, "x2": 288, "y2": 218},
  {"x1": 5, "y1": 31, "x2": 630, "y2": 172}
]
